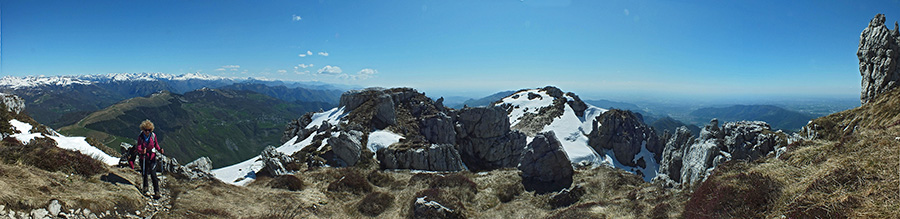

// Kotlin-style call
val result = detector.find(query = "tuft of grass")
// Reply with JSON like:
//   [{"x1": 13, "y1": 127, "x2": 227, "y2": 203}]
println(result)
[
  {"x1": 357, "y1": 191, "x2": 394, "y2": 217},
  {"x1": 429, "y1": 173, "x2": 478, "y2": 194},
  {"x1": 496, "y1": 182, "x2": 523, "y2": 203},
  {"x1": 267, "y1": 175, "x2": 305, "y2": 191},
  {"x1": 0, "y1": 137, "x2": 107, "y2": 177},
  {"x1": 326, "y1": 169, "x2": 373, "y2": 195},
  {"x1": 683, "y1": 161, "x2": 780, "y2": 219},
  {"x1": 366, "y1": 169, "x2": 397, "y2": 188}
]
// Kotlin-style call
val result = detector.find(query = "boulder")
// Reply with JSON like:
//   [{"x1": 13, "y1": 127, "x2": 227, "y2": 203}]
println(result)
[
  {"x1": 157, "y1": 155, "x2": 214, "y2": 180},
  {"x1": 371, "y1": 94, "x2": 397, "y2": 129},
  {"x1": 48, "y1": 200, "x2": 61, "y2": 217},
  {"x1": 587, "y1": 109, "x2": 662, "y2": 167},
  {"x1": 518, "y1": 132, "x2": 574, "y2": 194},
  {"x1": 859, "y1": 14, "x2": 900, "y2": 104},
  {"x1": 339, "y1": 88, "x2": 384, "y2": 112},
  {"x1": 377, "y1": 143, "x2": 464, "y2": 171},
  {"x1": 680, "y1": 138, "x2": 721, "y2": 187},
  {"x1": 261, "y1": 146, "x2": 294, "y2": 176},
  {"x1": 327, "y1": 130, "x2": 364, "y2": 166}
]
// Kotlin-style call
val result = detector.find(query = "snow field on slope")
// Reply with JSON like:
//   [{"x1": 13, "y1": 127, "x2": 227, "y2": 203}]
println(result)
[
  {"x1": 8, "y1": 119, "x2": 119, "y2": 165},
  {"x1": 500, "y1": 89, "x2": 555, "y2": 127},
  {"x1": 367, "y1": 130, "x2": 403, "y2": 152}
]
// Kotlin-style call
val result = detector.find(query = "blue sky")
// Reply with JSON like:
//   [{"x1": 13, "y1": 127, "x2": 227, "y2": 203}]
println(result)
[{"x1": 2, "y1": 0, "x2": 898, "y2": 100}]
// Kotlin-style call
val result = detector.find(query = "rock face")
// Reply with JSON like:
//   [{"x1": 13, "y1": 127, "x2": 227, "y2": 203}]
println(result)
[
  {"x1": 0, "y1": 93, "x2": 25, "y2": 115},
  {"x1": 653, "y1": 119, "x2": 785, "y2": 188},
  {"x1": 859, "y1": 14, "x2": 900, "y2": 104},
  {"x1": 518, "y1": 132, "x2": 574, "y2": 193},
  {"x1": 587, "y1": 109, "x2": 663, "y2": 167},
  {"x1": 420, "y1": 113, "x2": 457, "y2": 145},
  {"x1": 260, "y1": 146, "x2": 294, "y2": 176},
  {"x1": 327, "y1": 130, "x2": 364, "y2": 166},
  {"x1": 564, "y1": 92, "x2": 588, "y2": 117},
  {"x1": 455, "y1": 106, "x2": 527, "y2": 171},
  {"x1": 655, "y1": 126, "x2": 694, "y2": 187},
  {"x1": 377, "y1": 143, "x2": 464, "y2": 171}
]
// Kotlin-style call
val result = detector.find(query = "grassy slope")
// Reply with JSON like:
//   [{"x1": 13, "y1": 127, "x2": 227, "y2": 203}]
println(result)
[
  {"x1": 686, "y1": 88, "x2": 900, "y2": 218},
  {"x1": 59, "y1": 89, "x2": 330, "y2": 168}
]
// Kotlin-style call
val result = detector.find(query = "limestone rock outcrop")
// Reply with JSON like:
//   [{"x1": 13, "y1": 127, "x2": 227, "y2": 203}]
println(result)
[
  {"x1": 455, "y1": 106, "x2": 527, "y2": 171},
  {"x1": 653, "y1": 119, "x2": 785, "y2": 188},
  {"x1": 587, "y1": 109, "x2": 663, "y2": 167},
  {"x1": 157, "y1": 154, "x2": 215, "y2": 180},
  {"x1": 859, "y1": 14, "x2": 900, "y2": 104},
  {"x1": 518, "y1": 132, "x2": 574, "y2": 193},
  {"x1": 260, "y1": 146, "x2": 294, "y2": 176},
  {"x1": 0, "y1": 93, "x2": 25, "y2": 115},
  {"x1": 376, "y1": 142, "x2": 464, "y2": 171},
  {"x1": 327, "y1": 130, "x2": 364, "y2": 166},
  {"x1": 282, "y1": 112, "x2": 313, "y2": 143}
]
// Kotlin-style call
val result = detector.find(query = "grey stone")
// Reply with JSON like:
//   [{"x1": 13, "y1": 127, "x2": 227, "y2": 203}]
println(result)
[
  {"x1": 420, "y1": 113, "x2": 457, "y2": 145},
  {"x1": 859, "y1": 14, "x2": 900, "y2": 104},
  {"x1": 457, "y1": 130, "x2": 527, "y2": 172},
  {"x1": 518, "y1": 131, "x2": 574, "y2": 194},
  {"x1": 260, "y1": 146, "x2": 294, "y2": 176},
  {"x1": 412, "y1": 196, "x2": 464, "y2": 219},
  {"x1": 184, "y1": 157, "x2": 212, "y2": 173},
  {"x1": 48, "y1": 200, "x2": 61, "y2": 216},
  {"x1": 327, "y1": 130, "x2": 363, "y2": 166},
  {"x1": 339, "y1": 87, "x2": 386, "y2": 112},
  {"x1": 371, "y1": 94, "x2": 397, "y2": 128},
  {"x1": 680, "y1": 139, "x2": 721, "y2": 187}
]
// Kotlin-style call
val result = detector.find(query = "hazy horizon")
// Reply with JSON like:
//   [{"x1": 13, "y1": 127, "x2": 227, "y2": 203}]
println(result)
[{"x1": 2, "y1": 0, "x2": 895, "y2": 102}]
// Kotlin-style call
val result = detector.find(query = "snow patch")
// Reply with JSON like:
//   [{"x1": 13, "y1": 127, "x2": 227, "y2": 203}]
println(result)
[
  {"x1": 499, "y1": 89, "x2": 555, "y2": 127},
  {"x1": 7, "y1": 119, "x2": 118, "y2": 165},
  {"x1": 306, "y1": 107, "x2": 346, "y2": 129},
  {"x1": 367, "y1": 130, "x2": 403, "y2": 153}
]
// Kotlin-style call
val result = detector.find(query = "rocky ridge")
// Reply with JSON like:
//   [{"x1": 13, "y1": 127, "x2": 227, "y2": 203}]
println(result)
[
  {"x1": 653, "y1": 119, "x2": 787, "y2": 188},
  {"x1": 859, "y1": 13, "x2": 900, "y2": 104}
]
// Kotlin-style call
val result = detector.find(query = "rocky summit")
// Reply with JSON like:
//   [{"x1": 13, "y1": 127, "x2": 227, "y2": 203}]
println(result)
[{"x1": 859, "y1": 13, "x2": 900, "y2": 104}]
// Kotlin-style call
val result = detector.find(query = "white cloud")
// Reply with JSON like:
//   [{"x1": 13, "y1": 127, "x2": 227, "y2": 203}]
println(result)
[
  {"x1": 298, "y1": 54, "x2": 307, "y2": 57},
  {"x1": 295, "y1": 64, "x2": 313, "y2": 69},
  {"x1": 356, "y1": 68, "x2": 378, "y2": 80},
  {"x1": 298, "y1": 50, "x2": 313, "y2": 57},
  {"x1": 317, "y1": 65, "x2": 342, "y2": 75},
  {"x1": 216, "y1": 65, "x2": 240, "y2": 72},
  {"x1": 294, "y1": 70, "x2": 310, "y2": 75},
  {"x1": 318, "y1": 52, "x2": 329, "y2": 56},
  {"x1": 277, "y1": 69, "x2": 287, "y2": 73},
  {"x1": 292, "y1": 14, "x2": 302, "y2": 21}
]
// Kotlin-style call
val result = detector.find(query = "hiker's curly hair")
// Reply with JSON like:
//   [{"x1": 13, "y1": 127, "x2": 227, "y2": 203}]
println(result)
[{"x1": 140, "y1": 120, "x2": 155, "y2": 131}]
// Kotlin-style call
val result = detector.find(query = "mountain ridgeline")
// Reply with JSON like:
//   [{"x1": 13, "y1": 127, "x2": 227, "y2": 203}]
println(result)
[
  {"x1": 688, "y1": 105, "x2": 815, "y2": 131},
  {"x1": 61, "y1": 88, "x2": 331, "y2": 168}
]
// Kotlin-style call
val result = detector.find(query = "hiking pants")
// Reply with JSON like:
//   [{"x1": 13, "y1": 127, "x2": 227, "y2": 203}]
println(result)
[{"x1": 141, "y1": 157, "x2": 160, "y2": 194}]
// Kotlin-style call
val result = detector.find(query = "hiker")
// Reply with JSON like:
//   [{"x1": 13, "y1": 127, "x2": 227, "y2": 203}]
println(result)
[{"x1": 137, "y1": 119, "x2": 164, "y2": 199}]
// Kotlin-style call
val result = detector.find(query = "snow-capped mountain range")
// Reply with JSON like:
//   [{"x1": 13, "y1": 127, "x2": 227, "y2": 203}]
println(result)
[{"x1": 0, "y1": 73, "x2": 235, "y2": 89}]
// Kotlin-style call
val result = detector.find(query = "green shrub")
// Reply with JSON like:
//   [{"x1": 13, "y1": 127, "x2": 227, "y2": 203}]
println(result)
[{"x1": 357, "y1": 191, "x2": 394, "y2": 217}]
